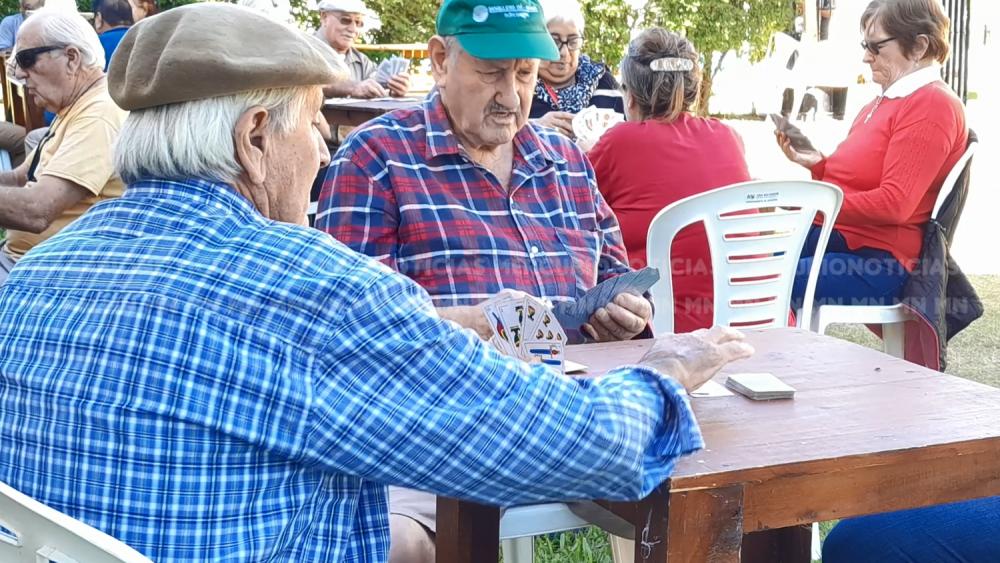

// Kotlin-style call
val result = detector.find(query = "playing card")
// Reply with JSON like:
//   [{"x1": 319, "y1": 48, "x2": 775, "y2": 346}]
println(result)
[
  {"x1": 483, "y1": 301, "x2": 515, "y2": 356},
  {"x1": 689, "y1": 380, "x2": 735, "y2": 398},
  {"x1": 553, "y1": 268, "x2": 661, "y2": 331},
  {"x1": 572, "y1": 106, "x2": 624, "y2": 147},
  {"x1": 725, "y1": 372, "x2": 795, "y2": 400},
  {"x1": 522, "y1": 340, "x2": 565, "y2": 371},
  {"x1": 375, "y1": 56, "x2": 411, "y2": 87},
  {"x1": 480, "y1": 293, "x2": 568, "y2": 373},
  {"x1": 769, "y1": 113, "x2": 817, "y2": 153}
]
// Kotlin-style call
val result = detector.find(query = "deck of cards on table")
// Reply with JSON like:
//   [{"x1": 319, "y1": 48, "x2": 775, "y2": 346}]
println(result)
[{"x1": 482, "y1": 294, "x2": 567, "y2": 373}]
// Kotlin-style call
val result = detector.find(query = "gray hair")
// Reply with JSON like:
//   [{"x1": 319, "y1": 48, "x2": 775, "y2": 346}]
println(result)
[
  {"x1": 620, "y1": 28, "x2": 700, "y2": 122},
  {"x1": 539, "y1": 0, "x2": 585, "y2": 33},
  {"x1": 20, "y1": 7, "x2": 105, "y2": 70},
  {"x1": 114, "y1": 86, "x2": 315, "y2": 185}
]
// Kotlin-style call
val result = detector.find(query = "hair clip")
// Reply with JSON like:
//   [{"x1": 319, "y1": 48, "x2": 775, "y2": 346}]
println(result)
[{"x1": 649, "y1": 57, "x2": 693, "y2": 72}]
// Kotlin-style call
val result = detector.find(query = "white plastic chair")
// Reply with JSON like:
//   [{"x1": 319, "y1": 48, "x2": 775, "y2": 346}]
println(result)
[
  {"x1": 811, "y1": 136, "x2": 978, "y2": 358},
  {"x1": 0, "y1": 481, "x2": 152, "y2": 563},
  {"x1": 499, "y1": 503, "x2": 593, "y2": 563},
  {"x1": 646, "y1": 180, "x2": 843, "y2": 333}
]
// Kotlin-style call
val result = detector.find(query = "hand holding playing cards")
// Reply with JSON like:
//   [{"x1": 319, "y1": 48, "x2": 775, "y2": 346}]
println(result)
[
  {"x1": 638, "y1": 326, "x2": 755, "y2": 392},
  {"x1": 582, "y1": 293, "x2": 652, "y2": 342},
  {"x1": 387, "y1": 73, "x2": 410, "y2": 97},
  {"x1": 350, "y1": 78, "x2": 387, "y2": 99}
]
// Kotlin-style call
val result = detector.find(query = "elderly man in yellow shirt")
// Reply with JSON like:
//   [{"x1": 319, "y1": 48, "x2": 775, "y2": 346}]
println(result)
[{"x1": 0, "y1": 7, "x2": 126, "y2": 282}]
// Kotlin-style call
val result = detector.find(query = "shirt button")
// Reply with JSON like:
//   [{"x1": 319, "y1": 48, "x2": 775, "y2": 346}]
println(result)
[{"x1": 530, "y1": 245, "x2": 539, "y2": 255}]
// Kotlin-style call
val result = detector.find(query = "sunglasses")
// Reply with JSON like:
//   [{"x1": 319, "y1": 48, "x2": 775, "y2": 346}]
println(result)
[
  {"x1": 14, "y1": 44, "x2": 64, "y2": 71},
  {"x1": 551, "y1": 35, "x2": 583, "y2": 52},
  {"x1": 337, "y1": 15, "x2": 364, "y2": 28},
  {"x1": 861, "y1": 36, "x2": 896, "y2": 56}
]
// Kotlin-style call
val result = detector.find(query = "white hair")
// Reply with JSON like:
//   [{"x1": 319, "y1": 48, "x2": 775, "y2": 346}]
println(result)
[
  {"x1": 21, "y1": 7, "x2": 105, "y2": 70},
  {"x1": 114, "y1": 87, "x2": 316, "y2": 185},
  {"x1": 538, "y1": 0, "x2": 585, "y2": 33}
]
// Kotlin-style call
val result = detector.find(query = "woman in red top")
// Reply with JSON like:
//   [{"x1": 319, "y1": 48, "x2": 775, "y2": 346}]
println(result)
[
  {"x1": 589, "y1": 28, "x2": 751, "y2": 333},
  {"x1": 777, "y1": 0, "x2": 967, "y2": 310}
]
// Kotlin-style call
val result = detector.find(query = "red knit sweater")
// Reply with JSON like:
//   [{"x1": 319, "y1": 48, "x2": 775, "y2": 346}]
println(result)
[
  {"x1": 590, "y1": 114, "x2": 751, "y2": 332},
  {"x1": 811, "y1": 81, "x2": 967, "y2": 270}
]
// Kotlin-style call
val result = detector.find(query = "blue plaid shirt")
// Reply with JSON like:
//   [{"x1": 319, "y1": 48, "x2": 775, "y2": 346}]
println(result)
[{"x1": 0, "y1": 178, "x2": 702, "y2": 562}]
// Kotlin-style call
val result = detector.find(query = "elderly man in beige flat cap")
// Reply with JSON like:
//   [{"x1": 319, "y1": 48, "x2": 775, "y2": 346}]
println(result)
[{"x1": 0, "y1": 4, "x2": 753, "y2": 561}]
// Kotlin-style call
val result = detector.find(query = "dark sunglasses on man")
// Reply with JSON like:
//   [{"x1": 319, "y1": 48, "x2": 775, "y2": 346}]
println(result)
[
  {"x1": 13, "y1": 44, "x2": 65, "y2": 71},
  {"x1": 337, "y1": 15, "x2": 364, "y2": 28},
  {"x1": 861, "y1": 36, "x2": 895, "y2": 56}
]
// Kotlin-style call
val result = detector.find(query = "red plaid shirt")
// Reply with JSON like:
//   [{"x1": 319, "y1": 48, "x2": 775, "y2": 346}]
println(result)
[{"x1": 317, "y1": 90, "x2": 631, "y2": 308}]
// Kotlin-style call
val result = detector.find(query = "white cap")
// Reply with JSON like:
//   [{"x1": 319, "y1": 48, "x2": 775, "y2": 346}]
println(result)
[{"x1": 316, "y1": 0, "x2": 369, "y2": 14}]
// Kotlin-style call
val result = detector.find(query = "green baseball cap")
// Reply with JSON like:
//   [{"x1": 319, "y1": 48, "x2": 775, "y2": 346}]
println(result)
[{"x1": 436, "y1": 0, "x2": 560, "y2": 61}]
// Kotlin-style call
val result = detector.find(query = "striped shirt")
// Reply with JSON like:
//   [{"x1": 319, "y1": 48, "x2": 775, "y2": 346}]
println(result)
[
  {"x1": 317, "y1": 89, "x2": 630, "y2": 310},
  {"x1": 0, "y1": 178, "x2": 702, "y2": 561}
]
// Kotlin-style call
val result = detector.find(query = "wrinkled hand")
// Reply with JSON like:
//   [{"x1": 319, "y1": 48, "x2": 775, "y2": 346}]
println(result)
[
  {"x1": 638, "y1": 326, "x2": 755, "y2": 392},
  {"x1": 438, "y1": 289, "x2": 532, "y2": 341},
  {"x1": 583, "y1": 293, "x2": 652, "y2": 342},
  {"x1": 774, "y1": 130, "x2": 823, "y2": 168},
  {"x1": 387, "y1": 73, "x2": 410, "y2": 97},
  {"x1": 350, "y1": 78, "x2": 388, "y2": 99},
  {"x1": 535, "y1": 111, "x2": 575, "y2": 138}
]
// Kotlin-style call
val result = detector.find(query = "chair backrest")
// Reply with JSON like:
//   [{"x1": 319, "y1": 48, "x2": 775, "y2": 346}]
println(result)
[
  {"x1": 646, "y1": 180, "x2": 843, "y2": 333},
  {"x1": 0, "y1": 481, "x2": 152, "y2": 563},
  {"x1": 932, "y1": 129, "x2": 977, "y2": 246}
]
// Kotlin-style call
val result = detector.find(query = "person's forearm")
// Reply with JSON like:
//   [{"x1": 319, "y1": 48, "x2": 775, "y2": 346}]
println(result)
[
  {"x1": 315, "y1": 276, "x2": 702, "y2": 507},
  {"x1": 0, "y1": 169, "x2": 24, "y2": 187},
  {"x1": 0, "y1": 186, "x2": 51, "y2": 232},
  {"x1": 323, "y1": 77, "x2": 359, "y2": 98},
  {"x1": 436, "y1": 305, "x2": 489, "y2": 340}
]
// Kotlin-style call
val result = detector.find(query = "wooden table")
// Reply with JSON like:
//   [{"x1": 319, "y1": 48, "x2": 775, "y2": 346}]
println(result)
[
  {"x1": 322, "y1": 98, "x2": 421, "y2": 129},
  {"x1": 437, "y1": 328, "x2": 1000, "y2": 563}
]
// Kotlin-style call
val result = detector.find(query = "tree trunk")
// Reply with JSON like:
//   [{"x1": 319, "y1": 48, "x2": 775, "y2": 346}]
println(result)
[{"x1": 697, "y1": 66, "x2": 713, "y2": 116}]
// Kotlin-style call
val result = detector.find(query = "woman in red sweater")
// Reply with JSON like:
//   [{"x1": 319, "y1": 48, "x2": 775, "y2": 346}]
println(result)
[
  {"x1": 777, "y1": 0, "x2": 967, "y2": 310},
  {"x1": 589, "y1": 28, "x2": 751, "y2": 333}
]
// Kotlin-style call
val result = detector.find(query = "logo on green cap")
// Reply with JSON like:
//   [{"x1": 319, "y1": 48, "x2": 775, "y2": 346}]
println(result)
[{"x1": 472, "y1": 5, "x2": 488, "y2": 22}]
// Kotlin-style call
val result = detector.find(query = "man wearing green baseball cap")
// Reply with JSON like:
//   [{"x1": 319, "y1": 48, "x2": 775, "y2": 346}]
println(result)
[{"x1": 316, "y1": 2, "x2": 664, "y2": 560}]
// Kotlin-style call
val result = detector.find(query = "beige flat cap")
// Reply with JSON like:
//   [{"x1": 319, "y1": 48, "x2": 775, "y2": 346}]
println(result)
[{"x1": 108, "y1": 3, "x2": 345, "y2": 111}]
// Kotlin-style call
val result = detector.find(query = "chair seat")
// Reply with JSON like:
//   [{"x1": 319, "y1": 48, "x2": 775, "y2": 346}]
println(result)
[{"x1": 499, "y1": 502, "x2": 590, "y2": 539}]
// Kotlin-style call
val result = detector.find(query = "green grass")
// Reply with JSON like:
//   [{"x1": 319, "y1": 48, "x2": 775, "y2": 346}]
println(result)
[{"x1": 532, "y1": 275, "x2": 1000, "y2": 563}]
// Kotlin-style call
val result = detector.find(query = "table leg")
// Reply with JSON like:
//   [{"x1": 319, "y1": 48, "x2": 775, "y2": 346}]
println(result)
[
  {"x1": 435, "y1": 497, "x2": 500, "y2": 563},
  {"x1": 660, "y1": 484, "x2": 745, "y2": 563},
  {"x1": 741, "y1": 525, "x2": 812, "y2": 563}
]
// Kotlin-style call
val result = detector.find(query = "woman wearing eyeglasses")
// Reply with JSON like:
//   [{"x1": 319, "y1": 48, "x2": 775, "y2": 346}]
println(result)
[
  {"x1": 775, "y1": 0, "x2": 967, "y2": 315},
  {"x1": 530, "y1": 0, "x2": 624, "y2": 138}
]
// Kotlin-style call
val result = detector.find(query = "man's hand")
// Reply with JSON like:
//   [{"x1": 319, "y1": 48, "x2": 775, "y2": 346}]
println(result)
[
  {"x1": 638, "y1": 326, "x2": 754, "y2": 392},
  {"x1": 437, "y1": 289, "x2": 531, "y2": 342},
  {"x1": 774, "y1": 130, "x2": 823, "y2": 169},
  {"x1": 582, "y1": 293, "x2": 652, "y2": 342},
  {"x1": 534, "y1": 111, "x2": 575, "y2": 138},
  {"x1": 387, "y1": 73, "x2": 410, "y2": 98},
  {"x1": 350, "y1": 78, "x2": 388, "y2": 99}
]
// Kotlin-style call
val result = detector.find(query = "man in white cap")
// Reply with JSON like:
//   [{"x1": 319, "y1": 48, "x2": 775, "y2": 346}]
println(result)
[{"x1": 317, "y1": 0, "x2": 410, "y2": 98}]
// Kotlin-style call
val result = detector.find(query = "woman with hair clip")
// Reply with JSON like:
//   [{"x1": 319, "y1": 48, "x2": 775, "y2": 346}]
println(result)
[{"x1": 589, "y1": 27, "x2": 751, "y2": 333}]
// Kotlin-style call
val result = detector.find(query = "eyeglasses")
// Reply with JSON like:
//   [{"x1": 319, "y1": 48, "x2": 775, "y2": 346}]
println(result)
[
  {"x1": 336, "y1": 15, "x2": 364, "y2": 28},
  {"x1": 861, "y1": 36, "x2": 896, "y2": 56},
  {"x1": 13, "y1": 44, "x2": 64, "y2": 71},
  {"x1": 550, "y1": 35, "x2": 583, "y2": 52}
]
